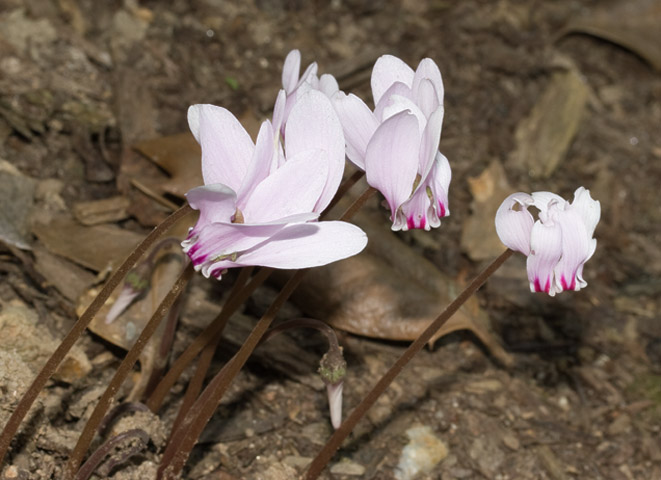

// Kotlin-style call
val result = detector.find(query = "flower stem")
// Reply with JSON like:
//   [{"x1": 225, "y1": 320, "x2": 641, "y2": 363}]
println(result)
[
  {"x1": 157, "y1": 186, "x2": 377, "y2": 479},
  {"x1": 63, "y1": 263, "x2": 194, "y2": 479},
  {"x1": 168, "y1": 266, "x2": 254, "y2": 435},
  {"x1": 0, "y1": 204, "x2": 192, "y2": 468},
  {"x1": 304, "y1": 249, "x2": 514, "y2": 479}
]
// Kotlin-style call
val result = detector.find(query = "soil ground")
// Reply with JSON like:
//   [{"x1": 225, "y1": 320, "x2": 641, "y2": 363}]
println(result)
[{"x1": 1, "y1": 0, "x2": 661, "y2": 479}]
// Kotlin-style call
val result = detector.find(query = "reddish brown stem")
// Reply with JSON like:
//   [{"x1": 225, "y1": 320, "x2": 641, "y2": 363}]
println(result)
[
  {"x1": 63, "y1": 264, "x2": 194, "y2": 479},
  {"x1": 304, "y1": 249, "x2": 514, "y2": 479},
  {"x1": 169, "y1": 266, "x2": 254, "y2": 435},
  {"x1": 0, "y1": 204, "x2": 192, "y2": 468},
  {"x1": 144, "y1": 267, "x2": 272, "y2": 412},
  {"x1": 157, "y1": 186, "x2": 377, "y2": 478}
]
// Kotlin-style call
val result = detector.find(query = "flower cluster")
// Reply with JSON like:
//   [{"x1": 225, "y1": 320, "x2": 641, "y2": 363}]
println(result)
[{"x1": 495, "y1": 187, "x2": 600, "y2": 296}]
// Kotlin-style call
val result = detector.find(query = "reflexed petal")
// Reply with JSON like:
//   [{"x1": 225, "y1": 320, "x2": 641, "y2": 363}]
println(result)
[
  {"x1": 285, "y1": 90, "x2": 346, "y2": 213},
  {"x1": 371, "y1": 55, "x2": 415, "y2": 105},
  {"x1": 282, "y1": 49, "x2": 301, "y2": 93},
  {"x1": 332, "y1": 92, "x2": 379, "y2": 170},
  {"x1": 495, "y1": 192, "x2": 534, "y2": 255},
  {"x1": 242, "y1": 149, "x2": 328, "y2": 223},
  {"x1": 412, "y1": 58, "x2": 444, "y2": 106},
  {"x1": 570, "y1": 187, "x2": 601, "y2": 236},
  {"x1": 186, "y1": 184, "x2": 237, "y2": 230},
  {"x1": 272, "y1": 89, "x2": 287, "y2": 135},
  {"x1": 327, "y1": 382, "x2": 343, "y2": 430},
  {"x1": 237, "y1": 221, "x2": 368, "y2": 269},
  {"x1": 365, "y1": 111, "x2": 421, "y2": 216},
  {"x1": 527, "y1": 220, "x2": 563, "y2": 295},
  {"x1": 188, "y1": 104, "x2": 254, "y2": 191},
  {"x1": 553, "y1": 209, "x2": 592, "y2": 292},
  {"x1": 426, "y1": 151, "x2": 451, "y2": 219}
]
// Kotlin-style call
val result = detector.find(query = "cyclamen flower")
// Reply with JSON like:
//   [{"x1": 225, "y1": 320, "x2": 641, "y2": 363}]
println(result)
[
  {"x1": 332, "y1": 55, "x2": 451, "y2": 231},
  {"x1": 182, "y1": 90, "x2": 367, "y2": 279},
  {"x1": 495, "y1": 187, "x2": 600, "y2": 296},
  {"x1": 273, "y1": 49, "x2": 339, "y2": 136}
]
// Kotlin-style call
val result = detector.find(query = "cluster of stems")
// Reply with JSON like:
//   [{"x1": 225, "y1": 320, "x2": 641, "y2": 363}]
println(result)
[{"x1": 0, "y1": 171, "x2": 512, "y2": 479}]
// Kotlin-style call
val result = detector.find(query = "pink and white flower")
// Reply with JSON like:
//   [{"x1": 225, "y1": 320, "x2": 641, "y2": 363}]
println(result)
[
  {"x1": 495, "y1": 187, "x2": 600, "y2": 296},
  {"x1": 331, "y1": 54, "x2": 451, "y2": 231},
  {"x1": 182, "y1": 90, "x2": 367, "y2": 280}
]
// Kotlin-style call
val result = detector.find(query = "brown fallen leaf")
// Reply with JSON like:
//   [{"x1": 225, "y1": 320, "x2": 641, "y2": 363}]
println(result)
[
  {"x1": 279, "y1": 202, "x2": 513, "y2": 366},
  {"x1": 32, "y1": 215, "x2": 144, "y2": 272},
  {"x1": 32, "y1": 245, "x2": 96, "y2": 302},
  {"x1": 509, "y1": 68, "x2": 588, "y2": 178},
  {"x1": 461, "y1": 160, "x2": 513, "y2": 261},
  {"x1": 558, "y1": 0, "x2": 661, "y2": 72},
  {"x1": 133, "y1": 132, "x2": 202, "y2": 198},
  {"x1": 73, "y1": 195, "x2": 131, "y2": 226}
]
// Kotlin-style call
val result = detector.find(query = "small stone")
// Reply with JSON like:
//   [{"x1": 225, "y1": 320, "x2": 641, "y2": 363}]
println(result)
[
  {"x1": 464, "y1": 379, "x2": 503, "y2": 394},
  {"x1": 330, "y1": 459, "x2": 366, "y2": 476},
  {"x1": 396, "y1": 425, "x2": 448, "y2": 480},
  {"x1": 502, "y1": 433, "x2": 520, "y2": 451}
]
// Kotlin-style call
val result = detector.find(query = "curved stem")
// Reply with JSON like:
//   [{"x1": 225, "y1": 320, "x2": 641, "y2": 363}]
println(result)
[
  {"x1": 63, "y1": 264, "x2": 194, "y2": 479},
  {"x1": 0, "y1": 204, "x2": 192, "y2": 468},
  {"x1": 74, "y1": 429, "x2": 150, "y2": 480},
  {"x1": 157, "y1": 186, "x2": 377, "y2": 479},
  {"x1": 304, "y1": 249, "x2": 514, "y2": 479}
]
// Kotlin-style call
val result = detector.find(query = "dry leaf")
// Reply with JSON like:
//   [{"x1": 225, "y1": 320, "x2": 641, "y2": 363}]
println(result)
[
  {"x1": 509, "y1": 68, "x2": 588, "y2": 178},
  {"x1": 32, "y1": 245, "x2": 96, "y2": 302},
  {"x1": 559, "y1": 0, "x2": 661, "y2": 71},
  {"x1": 280, "y1": 203, "x2": 513, "y2": 366},
  {"x1": 73, "y1": 195, "x2": 131, "y2": 226},
  {"x1": 133, "y1": 132, "x2": 202, "y2": 198},
  {"x1": 32, "y1": 215, "x2": 144, "y2": 272},
  {"x1": 461, "y1": 160, "x2": 513, "y2": 261}
]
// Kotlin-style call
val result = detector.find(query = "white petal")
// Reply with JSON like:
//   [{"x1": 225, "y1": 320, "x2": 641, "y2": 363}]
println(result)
[
  {"x1": 285, "y1": 90, "x2": 346, "y2": 213},
  {"x1": 237, "y1": 120, "x2": 276, "y2": 207},
  {"x1": 188, "y1": 104, "x2": 254, "y2": 191},
  {"x1": 419, "y1": 107, "x2": 444, "y2": 179},
  {"x1": 365, "y1": 111, "x2": 421, "y2": 216},
  {"x1": 186, "y1": 184, "x2": 237, "y2": 229},
  {"x1": 531, "y1": 191, "x2": 566, "y2": 213},
  {"x1": 238, "y1": 221, "x2": 367, "y2": 269},
  {"x1": 528, "y1": 220, "x2": 563, "y2": 295},
  {"x1": 554, "y1": 208, "x2": 592, "y2": 292},
  {"x1": 332, "y1": 92, "x2": 379, "y2": 170},
  {"x1": 570, "y1": 187, "x2": 601, "y2": 237},
  {"x1": 319, "y1": 74, "x2": 339, "y2": 97},
  {"x1": 373, "y1": 81, "x2": 414, "y2": 122},
  {"x1": 495, "y1": 192, "x2": 534, "y2": 255},
  {"x1": 412, "y1": 58, "x2": 444, "y2": 107},
  {"x1": 371, "y1": 55, "x2": 415, "y2": 105},
  {"x1": 282, "y1": 49, "x2": 301, "y2": 93}
]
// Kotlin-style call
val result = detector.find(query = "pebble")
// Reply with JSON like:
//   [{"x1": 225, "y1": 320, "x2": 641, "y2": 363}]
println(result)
[
  {"x1": 330, "y1": 459, "x2": 366, "y2": 476},
  {"x1": 396, "y1": 425, "x2": 448, "y2": 480}
]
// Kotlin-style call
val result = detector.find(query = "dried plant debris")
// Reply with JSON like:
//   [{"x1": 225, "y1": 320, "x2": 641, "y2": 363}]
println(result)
[
  {"x1": 72, "y1": 196, "x2": 131, "y2": 226},
  {"x1": 461, "y1": 160, "x2": 513, "y2": 261},
  {"x1": 559, "y1": 0, "x2": 661, "y2": 71},
  {"x1": 32, "y1": 215, "x2": 144, "y2": 272},
  {"x1": 0, "y1": 159, "x2": 35, "y2": 250},
  {"x1": 509, "y1": 68, "x2": 588, "y2": 178}
]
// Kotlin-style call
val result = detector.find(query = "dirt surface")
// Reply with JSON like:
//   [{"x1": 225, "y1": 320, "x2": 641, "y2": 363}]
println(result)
[{"x1": 1, "y1": 0, "x2": 661, "y2": 479}]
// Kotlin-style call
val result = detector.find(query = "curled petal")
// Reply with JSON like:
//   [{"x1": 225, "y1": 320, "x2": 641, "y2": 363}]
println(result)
[
  {"x1": 188, "y1": 104, "x2": 254, "y2": 191},
  {"x1": 527, "y1": 220, "x2": 563, "y2": 295},
  {"x1": 326, "y1": 382, "x2": 343, "y2": 430},
  {"x1": 373, "y1": 81, "x2": 414, "y2": 122},
  {"x1": 332, "y1": 92, "x2": 379, "y2": 170},
  {"x1": 378, "y1": 94, "x2": 427, "y2": 131},
  {"x1": 531, "y1": 191, "x2": 565, "y2": 213},
  {"x1": 365, "y1": 111, "x2": 421, "y2": 218},
  {"x1": 495, "y1": 193, "x2": 535, "y2": 255},
  {"x1": 371, "y1": 54, "x2": 415, "y2": 105},
  {"x1": 426, "y1": 152, "x2": 451, "y2": 220}
]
